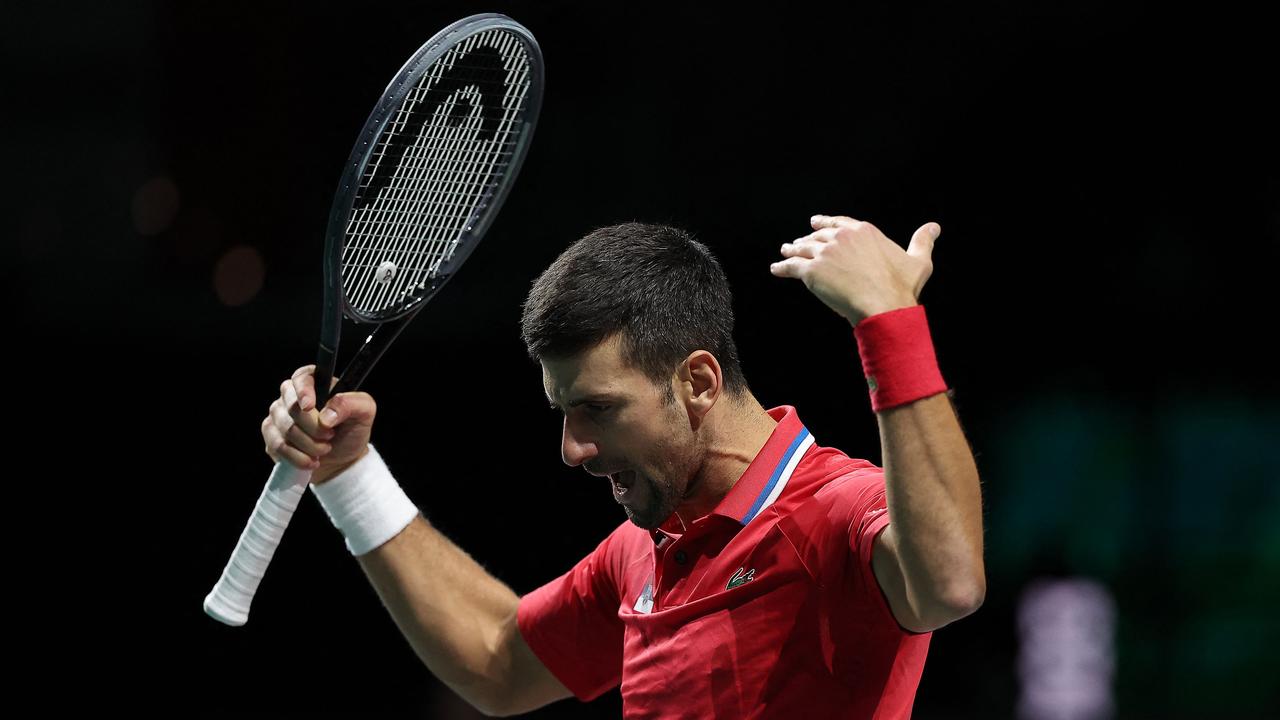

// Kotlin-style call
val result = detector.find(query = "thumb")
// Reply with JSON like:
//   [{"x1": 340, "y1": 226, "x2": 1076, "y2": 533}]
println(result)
[
  {"x1": 907, "y1": 222, "x2": 941, "y2": 261},
  {"x1": 319, "y1": 391, "x2": 377, "y2": 429}
]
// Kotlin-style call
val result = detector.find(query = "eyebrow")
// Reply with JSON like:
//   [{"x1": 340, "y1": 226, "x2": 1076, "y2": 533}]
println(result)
[{"x1": 545, "y1": 393, "x2": 619, "y2": 410}]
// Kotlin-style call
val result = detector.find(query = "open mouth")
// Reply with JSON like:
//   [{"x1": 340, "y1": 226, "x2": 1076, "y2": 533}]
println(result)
[{"x1": 609, "y1": 470, "x2": 635, "y2": 500}]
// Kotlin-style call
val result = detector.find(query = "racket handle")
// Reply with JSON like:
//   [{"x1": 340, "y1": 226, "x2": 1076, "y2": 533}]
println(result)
[{"x1": 204, "y1": 461, "x2": 311, "y2": 626}]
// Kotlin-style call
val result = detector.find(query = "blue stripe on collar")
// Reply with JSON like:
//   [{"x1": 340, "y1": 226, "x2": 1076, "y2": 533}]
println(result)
[{"x1": 739, "y1": 427, "x2": 813, "y2": 525}]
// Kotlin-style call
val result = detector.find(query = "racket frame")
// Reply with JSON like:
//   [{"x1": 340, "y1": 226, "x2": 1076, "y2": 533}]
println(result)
[{"x1": 315, "y1": 13, "x2": 544, "y2": 408}]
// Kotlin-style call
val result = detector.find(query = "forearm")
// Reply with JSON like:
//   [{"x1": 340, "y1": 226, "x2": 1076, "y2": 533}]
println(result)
[
  {"x1": 878, "y1": 391, "x2": 985, "y2": 617},
  {"x1": 314, "y1": 447, "x2": 521, "y2": 714},
  {"x1": 357, "y1": 515, "x2": 521, "y2": 714}
]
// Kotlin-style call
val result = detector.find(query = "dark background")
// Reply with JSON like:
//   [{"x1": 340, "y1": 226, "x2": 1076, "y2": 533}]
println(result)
[{"x1": 11, "y1": 1, "x2": 1277, "y2": 716}]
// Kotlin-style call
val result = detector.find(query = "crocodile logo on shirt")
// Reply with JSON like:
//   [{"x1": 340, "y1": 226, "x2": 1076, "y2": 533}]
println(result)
[{"x1": 726, "y1": 567, "x2": 756, "y2": 589}]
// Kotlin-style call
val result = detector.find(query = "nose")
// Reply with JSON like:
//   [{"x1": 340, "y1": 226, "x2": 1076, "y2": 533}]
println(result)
[{"x1": 561, "y1": 415, "x2": 599, "y2": 468}]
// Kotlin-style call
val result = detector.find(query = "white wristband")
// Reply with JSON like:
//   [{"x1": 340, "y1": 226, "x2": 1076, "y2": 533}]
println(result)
[{"x1": 309, "y1": 444, "x2": 419, "y2": 556}]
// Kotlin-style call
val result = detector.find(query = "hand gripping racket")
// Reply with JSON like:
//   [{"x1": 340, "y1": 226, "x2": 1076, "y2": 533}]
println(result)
[{"x1": 204, "y1": 14, "x2": 544, "y2": 626}]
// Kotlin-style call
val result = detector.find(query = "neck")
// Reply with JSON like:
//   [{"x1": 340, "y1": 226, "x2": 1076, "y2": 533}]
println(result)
[{"x1": 674, "y1": 393, "x2": 778, "y2": 522}]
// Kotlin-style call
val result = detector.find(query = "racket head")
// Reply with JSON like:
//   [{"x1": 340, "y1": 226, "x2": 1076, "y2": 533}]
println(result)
[{"x1": 322, "y1": 13, "x2": 544, "y2": 330}]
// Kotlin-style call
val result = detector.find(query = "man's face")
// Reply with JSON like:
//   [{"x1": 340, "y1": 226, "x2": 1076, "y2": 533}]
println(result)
[{"x1": 542, "y1": 334, "x2": 699, "y2": 529}]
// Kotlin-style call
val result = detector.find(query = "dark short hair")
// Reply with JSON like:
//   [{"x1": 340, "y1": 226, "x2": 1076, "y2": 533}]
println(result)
[{"x1": 520, "y1": 222, "x2": 749, "y2": 399}]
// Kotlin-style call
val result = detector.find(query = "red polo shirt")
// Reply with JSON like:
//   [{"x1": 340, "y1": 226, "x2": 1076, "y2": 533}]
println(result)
[{"x1": 517, "y1": 406, "x2": 930, "y2": 718}]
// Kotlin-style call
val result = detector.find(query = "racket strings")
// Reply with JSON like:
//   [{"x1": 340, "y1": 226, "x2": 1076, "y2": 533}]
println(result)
[
  {"x1": 396, "y1": 30, "x2": 530, "y2": 286},
  {"x1": 344, "y1": 48, "x2": 486, "y2": 309},
  {"x1": 363, "y1": 84, "x2": 489, "y2": 307},
  {"x1": 342, "y1": 28, "x2": 533, "y2": 316}
]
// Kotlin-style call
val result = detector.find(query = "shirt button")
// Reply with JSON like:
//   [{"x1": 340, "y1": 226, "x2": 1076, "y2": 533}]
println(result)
[{"x1": 673, "y1": 550, "x2": 688, "y2": 565}]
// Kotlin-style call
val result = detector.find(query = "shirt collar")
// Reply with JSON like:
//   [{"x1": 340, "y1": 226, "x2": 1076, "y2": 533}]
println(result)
[{"x1": 652, "y1": 405, "x2": 814, "y2": 541}]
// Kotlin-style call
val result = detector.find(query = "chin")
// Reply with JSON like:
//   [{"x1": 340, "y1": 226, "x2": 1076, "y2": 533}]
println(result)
[
  {"x1": 619, "y1": 502, "x2": 660, "y2": 530},
  {"x1": 624, "y1": 501, "x2": 674, "y2": 530},
  {"x1": 623, "y1": 506, "x2": 658, "y2": 530}
]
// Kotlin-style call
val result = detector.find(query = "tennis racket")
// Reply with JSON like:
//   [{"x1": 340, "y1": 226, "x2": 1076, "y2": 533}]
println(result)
[{"x1": 204, "y1": 13, "x2": 544, "y2": 626}]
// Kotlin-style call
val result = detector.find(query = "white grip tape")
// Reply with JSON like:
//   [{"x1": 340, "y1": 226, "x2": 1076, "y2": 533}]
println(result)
[{"x1": 204, "y1": 461, "x2": 311, "y2": 627}]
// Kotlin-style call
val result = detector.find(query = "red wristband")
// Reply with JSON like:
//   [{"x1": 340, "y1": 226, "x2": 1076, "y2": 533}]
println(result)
[{"x1": 853, "y1": 304, "x2": 948, "y2": 412}]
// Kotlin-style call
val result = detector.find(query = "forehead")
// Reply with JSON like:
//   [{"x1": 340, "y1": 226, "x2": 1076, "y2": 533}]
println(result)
[{"x1": 541, "y1": 334, "x2": 649, "y2": 401}]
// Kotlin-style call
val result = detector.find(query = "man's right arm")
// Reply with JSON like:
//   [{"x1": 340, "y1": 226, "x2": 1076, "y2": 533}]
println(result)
[
  {"x1": 355, "y1": 514, "x2": 572, "y2": 717},
  {"x1": 264, "y1": 365, "x2": 571, "y2": 717}
]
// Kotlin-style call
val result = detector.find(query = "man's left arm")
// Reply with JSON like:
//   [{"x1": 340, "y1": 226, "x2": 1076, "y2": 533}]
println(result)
[
  {"x1": 771, "y1": 213, "x2": 985, "y2": 633},
  {"x1": 870, "y1": 391, "x2": 984, "y2": 632}
]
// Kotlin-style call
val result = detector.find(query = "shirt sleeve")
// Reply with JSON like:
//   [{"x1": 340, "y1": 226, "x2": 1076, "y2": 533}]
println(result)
[
  {"x1": 839, "y1": 467, "x2": 898, "y2": 626},
  {"x1": 516, "y1": 527, "x2": 625, "y2": 702},
  {"x1": 843, "y1": 469, "x2": 892, "y2": 572}
]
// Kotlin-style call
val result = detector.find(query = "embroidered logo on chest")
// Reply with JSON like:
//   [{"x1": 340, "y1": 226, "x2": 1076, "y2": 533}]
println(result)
[
  {"x1": 634, "y1": 579, "x2": 655, "y2": 614},
  {"x1": 726, "y1": 567, "x2": 756, "y2": 589}
]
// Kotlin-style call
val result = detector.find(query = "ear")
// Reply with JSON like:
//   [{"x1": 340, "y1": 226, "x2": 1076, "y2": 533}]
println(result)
[{"x1": 676, "y1": 350, "x2": 723, "y2": 430}]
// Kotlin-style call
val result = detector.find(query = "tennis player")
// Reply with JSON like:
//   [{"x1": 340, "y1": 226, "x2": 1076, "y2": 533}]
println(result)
[{"x1": 263, "y1": 215, "x2": 985, "y2": 717}]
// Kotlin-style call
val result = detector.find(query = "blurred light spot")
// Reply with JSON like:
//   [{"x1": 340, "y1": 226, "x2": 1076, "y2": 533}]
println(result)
[
  {"x1": 1017, "y1": 577, "x2": 1116, "y2": 720},
  {"x1": 214, "y1": 246, "x2": 265, "y2": 307},
  {"x1": 132, "y1": 176, "x2": 181, "y2": 235}
]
